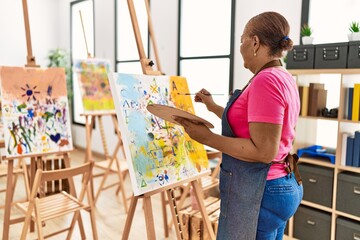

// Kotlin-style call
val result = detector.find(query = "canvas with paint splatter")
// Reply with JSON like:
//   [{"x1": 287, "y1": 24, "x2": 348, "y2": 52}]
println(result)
[
  {"x1": 0, "y1": 67, "x2": 73, "y2": 157},
  {"x1": 109, "y1": 73, "x2": 209, "y2": 196},
  {"x1": 73, "y1": 59, "x2": 114, "y2": 112}
]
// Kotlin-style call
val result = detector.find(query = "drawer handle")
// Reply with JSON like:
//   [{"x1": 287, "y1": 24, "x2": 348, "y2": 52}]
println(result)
[
  {"x1": 309, "y1": 178, "x2": 317, "y2": 183},
  {"x1": 354, "y1": 186, "x2": 360, "y2": 195},
  {"x1": 306, "y1": 220, "x2": 316, "y2": 225},
  {"x1": 354, "y1": 233, "x2": 360, "y2": 240},
  {"x1": 293, "y1": 49, "x2": 308, "y2": 61},
  {"x1": 322, "y1": 47, "x2": 340, "y2": 60}
]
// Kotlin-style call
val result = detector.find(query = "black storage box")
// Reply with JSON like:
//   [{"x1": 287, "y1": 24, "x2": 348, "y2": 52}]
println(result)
[
  {"x1": 348, "y1": 41, "x2": 360, "y2": 68},
  {"x1": 336, "y1": 217, "x2": 360, "y2": 240},
  {"x1": 336, "y1": 171, "x2": 360, "y2": 217},
  {"x1": 286, "y1": 45, "x2": 315, "y2": 69},
  {"x1": 298, "y1": 163, "x2": 334, "y2": 207},
  {"x1": 284, "y1": 221, "x2": 289, "y2": 235},
  {"x1": 315, "y1": 42, "x2": 349, "y2": 69},
  {"x1": 294, "y1": 205, "x2": 331, "y2": 240}
]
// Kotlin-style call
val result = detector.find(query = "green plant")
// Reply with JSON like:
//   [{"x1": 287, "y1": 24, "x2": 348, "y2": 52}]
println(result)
[
  {"x1": 349, "y1": 21, "x2": 360, "y2": 32},
  {"x1": 300, "y1": 24, "x2": 313, "y2": 37},
  {"x1": 47, "y1": 48, "x2": 72, "y2": 99}
]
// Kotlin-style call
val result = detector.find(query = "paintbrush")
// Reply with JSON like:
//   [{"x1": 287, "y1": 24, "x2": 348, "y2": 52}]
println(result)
[{"x1": 177, "y1": 93, "x2": 224, "y2": 96}]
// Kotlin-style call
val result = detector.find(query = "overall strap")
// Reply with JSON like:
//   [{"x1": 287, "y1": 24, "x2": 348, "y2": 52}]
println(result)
[{"x1": 273, "y1": 153, "x2": 303, "y2": 185}]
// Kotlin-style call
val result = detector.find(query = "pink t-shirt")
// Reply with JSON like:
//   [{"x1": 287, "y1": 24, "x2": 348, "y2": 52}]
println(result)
[{"x1": 227, "y1": 67, "x2": 300, "y2": 180}]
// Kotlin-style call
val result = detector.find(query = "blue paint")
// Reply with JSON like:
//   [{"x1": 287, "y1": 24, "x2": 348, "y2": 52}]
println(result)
[
  {"x1": 116, "y1": 74, "x2": 141, "y2": 101},
  {"x1": 27, "y1": 108, "x2": 34, "y2": 119},
  {"x1": 47, "y1": 85, "x2": 53, "y2": 96}
]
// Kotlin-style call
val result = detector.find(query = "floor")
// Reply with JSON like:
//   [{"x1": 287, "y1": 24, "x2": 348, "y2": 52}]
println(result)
[
  {"x1": 0, "y1": 148, "x2": 181, "y2": 240},
  {"x1": 0, "y1": 149, "x2": 292, "y2": 240}
]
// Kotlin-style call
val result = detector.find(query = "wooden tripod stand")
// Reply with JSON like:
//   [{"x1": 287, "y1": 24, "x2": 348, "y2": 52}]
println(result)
[
  {"x1": 82, "y1": 112, "x2": 129, "y2": 213},
  {"x1": 119, "y1": 0, "x2": 216, "y2": 239}
]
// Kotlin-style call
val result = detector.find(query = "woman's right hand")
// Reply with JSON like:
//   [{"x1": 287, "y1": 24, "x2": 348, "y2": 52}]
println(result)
[
  {"x1": 194, "y1": 88, "x2": 216, "y2": 112},
  {"x1": 194, "y1": 88, "x2": 224, "y2": 118}
]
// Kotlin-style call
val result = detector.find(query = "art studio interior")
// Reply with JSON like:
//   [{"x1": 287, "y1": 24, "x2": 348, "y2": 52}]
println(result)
[{"x1": 0, "y1": 0, "x2": 360, "y2": 239}]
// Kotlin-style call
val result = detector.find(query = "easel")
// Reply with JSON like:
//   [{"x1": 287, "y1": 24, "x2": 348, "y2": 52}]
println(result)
[
  {"x1": 81, "y1": 112, "x2": 129, "y2": 212},
  {"x1": 1, "y1": 2, "x2": 79, "y2": 239},
  {"x1": 22, "y1": 0, "x2": 39, "y2": 68},
  {"x1": 78, "y1": 11, "x2": 129, "y2": 212},
  {"x1": 121, "y1": 1, "x2": 216, "y2": 239}
]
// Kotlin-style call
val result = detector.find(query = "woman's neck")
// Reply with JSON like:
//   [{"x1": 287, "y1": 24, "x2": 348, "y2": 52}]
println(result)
[{"x1": 253, "y1": 56, "x2": 280, "y2": 74}]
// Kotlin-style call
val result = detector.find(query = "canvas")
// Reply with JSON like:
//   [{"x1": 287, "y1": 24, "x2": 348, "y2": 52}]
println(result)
[
  {"x1": 0, "y1": 67, "x2": 73, "y2": 157},
  {"x1": 0, "y1": 100, "x2": 4, "y2": 142},
  {"x1": 73, "y1": 58, "x2": 114, "y2": 112},
  {"x1": 109, "y1": 73, "x2": 210, "y2": 195}
]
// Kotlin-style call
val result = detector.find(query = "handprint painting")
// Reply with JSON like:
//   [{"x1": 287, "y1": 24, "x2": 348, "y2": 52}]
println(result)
[
  {"x1": 73, "y1": 58, "x2": 114, "y2": 112},
  {"x1": 109, "y1": 73, "x2": 209, "y2": 195},
  {"x1": 0, "y1": 67, "x2": 73, "y2": 157}
]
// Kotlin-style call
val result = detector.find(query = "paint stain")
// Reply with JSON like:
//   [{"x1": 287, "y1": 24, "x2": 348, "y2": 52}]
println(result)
[
  {"x1": 59, "y1": 139, "x2": 69, "y2": 146},
  {"x1": 50, "y1": 133, "x2": 61, "y2": 143}
]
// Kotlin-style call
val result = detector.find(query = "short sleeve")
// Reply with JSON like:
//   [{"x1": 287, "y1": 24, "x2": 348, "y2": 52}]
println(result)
[{"x1": 247, "y1": 72, "x2": 286, "y2": 124}]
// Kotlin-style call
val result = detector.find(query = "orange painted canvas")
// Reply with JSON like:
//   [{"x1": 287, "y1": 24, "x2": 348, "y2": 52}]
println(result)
[
  {"x1": 0, "y1": 67, "x2": 73, "y2": 157},
  {"x1": 109, "y1": 73, "x2": 209, "y2": 196},
  {"x1": 73, "y1": 58, "x2": 114, "y2": 112}
]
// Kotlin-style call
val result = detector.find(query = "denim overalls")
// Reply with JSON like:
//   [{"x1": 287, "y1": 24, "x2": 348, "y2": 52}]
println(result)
[{"x1": 216, "y1": 89, "x2": 271, "y2": 240}]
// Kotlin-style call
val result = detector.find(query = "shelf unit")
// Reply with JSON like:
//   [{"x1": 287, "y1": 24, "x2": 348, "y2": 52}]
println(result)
[{"x1": 286, "y1": 69, "x2": 360, "y2": 240}]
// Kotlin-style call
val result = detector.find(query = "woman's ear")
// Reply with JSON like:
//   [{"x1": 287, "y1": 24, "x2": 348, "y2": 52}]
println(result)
[{"x1": 253, "y1": 35, "x2": 260, "y2": 51}]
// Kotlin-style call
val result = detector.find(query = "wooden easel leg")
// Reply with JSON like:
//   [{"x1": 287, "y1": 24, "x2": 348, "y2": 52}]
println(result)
[
  {"x1": 21, "y1": 158, "x2": 31, "y2": 199},
  {"x1": 111, "y1": 114, "x2": 129, "y2": 212},
  {"x1": 84, "y1": 115, "x2": 96, "y2": 205},
  {"x1": 94, "y1": 156, "x2": 113, "y2": 203},
  {"x1": 191, "y1": 180, "x2": 216, "y2": 240},
  {"x1": 114, "y1": 155, "x2": 129, "y2": 213},
  {"x1": 122, "y1": 194, "x2": 138, "y2": 240},
  {"x1": 2, "y1": 160, "x2": 14, "y2": 240},
  {"x1": 143, "y1": 196, "x2": 156, "y2": 240},
  {"x1": 161, "y1": 192, "x2": 169, "y2": 238},
  {"x1": 168, "y1": 185, "x2": 190, "y2": 230},
  {"x1": 84, "y1": 115, "x2": 94, "y2": 162},
  {"x1": 30, "y1": 157, "x2": 36, "y2": 232},
  {"x1": 166, "y1": 189, "x2": 184, "y2": 240}
]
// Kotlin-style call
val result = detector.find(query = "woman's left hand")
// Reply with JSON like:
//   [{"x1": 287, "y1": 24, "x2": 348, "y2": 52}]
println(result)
[{"x1": 172, "y1": 116, "x2": 212, "y2": 144}]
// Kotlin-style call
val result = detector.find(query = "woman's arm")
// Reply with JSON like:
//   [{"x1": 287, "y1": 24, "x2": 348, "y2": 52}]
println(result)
[
  {"x1": 174, "y1": 118, "x2": 281, "y2": 164},
  {"x1": 194, "y1": 89, "x2": 224, "y2": 119}
]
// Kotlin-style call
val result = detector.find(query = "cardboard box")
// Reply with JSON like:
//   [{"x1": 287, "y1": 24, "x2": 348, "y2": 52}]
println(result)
[
  {"x1": 314, "y1": 42, "x2": 348, "y2": 69},
  {"x1": 298, "y1": 163, "x2": 334, "y2": 207},
  {"x1": 347, "y1": 41, "x2": 360, "y2": 68},
  {"x1": 294, "y1": 205, "x2": 331, "y2": 240},
  {"x1": 336, "y1": 171, "x2": 360, "y2": 217},
  {"x1": 179, "y1": 196, "x2": 219, "y2": 240},
  {"x1": 189, "y1": 200, "x2": 220, "y2": 240},
  {"x1": 336, "y1": 217, "x2": 360, "y2": 239},
  {"x1": 286, "y1": 45, "x2": 315, "y2": 69}
]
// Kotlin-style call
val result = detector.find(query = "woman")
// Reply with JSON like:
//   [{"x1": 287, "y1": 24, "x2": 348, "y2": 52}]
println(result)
[{"x1": 174, "y1": 12, "x2": 303, "y2": 240}]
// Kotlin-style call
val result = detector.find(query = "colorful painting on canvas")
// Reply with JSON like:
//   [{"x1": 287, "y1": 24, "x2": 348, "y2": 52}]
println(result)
[
  {"x1": 109, "y1": 73, "x2": 209, "y2": 195},
  {"x1": 73, "y1": 59, "x2": 114, "y2": 112},
  {"x1": 0, "y1": 67, "x2": 73, "y2": 157}
]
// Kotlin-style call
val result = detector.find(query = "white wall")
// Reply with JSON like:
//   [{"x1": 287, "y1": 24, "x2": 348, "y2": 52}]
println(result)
[
  {"x1": 0, "y1": 0, "x2": 60, "y2": 67},
  {"x1": 1, "y1": 0, "x2": 302, "y2": 156},
  {"x1": 233, "y1": 0, "x2": 302, "y2": 89},
  {"x1": 150, "y1": 0, "x2": 179, "y2": 76}
]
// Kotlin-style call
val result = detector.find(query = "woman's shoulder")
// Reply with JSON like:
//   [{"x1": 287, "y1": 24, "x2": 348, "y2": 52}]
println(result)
[
  {"x1": 258, "y1": 67, "x2": 291, "y2": 78},
  {"x1": 252, "y1": 67, "x2": 295, "y2": 92},
  {"x1": 255, "y1": 68, "x2": 293, "y2": 84}
]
